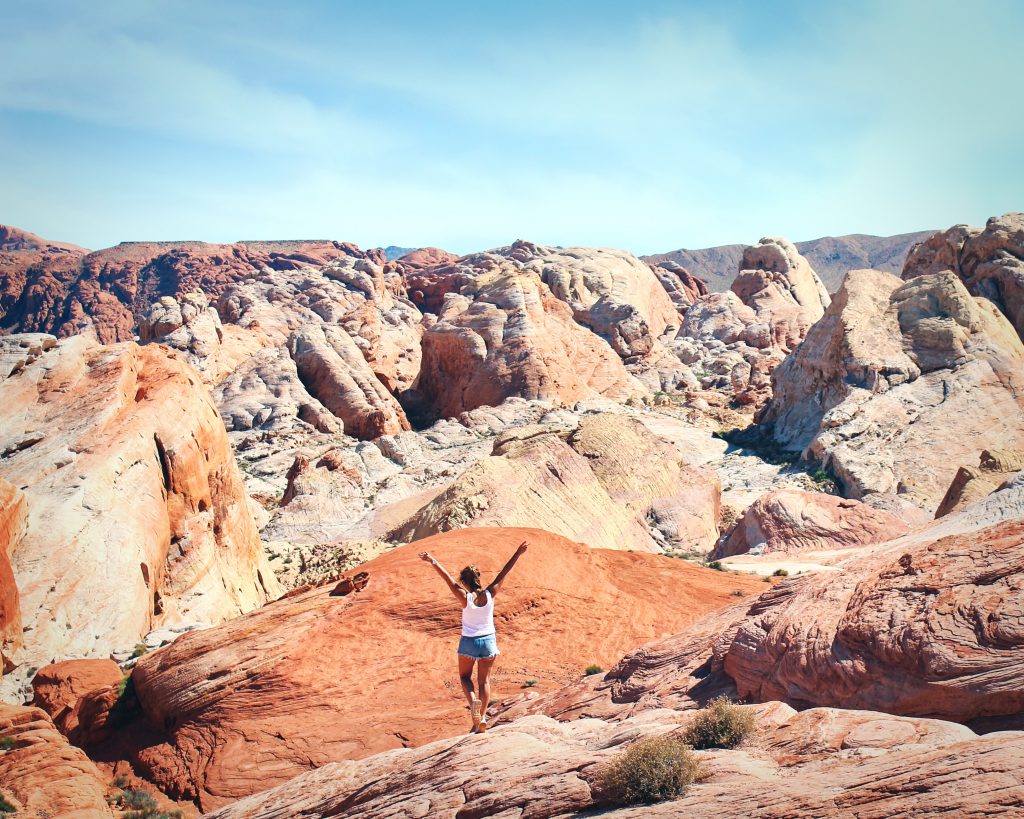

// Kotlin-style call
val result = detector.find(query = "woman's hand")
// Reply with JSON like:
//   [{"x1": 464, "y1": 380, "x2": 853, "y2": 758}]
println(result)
[
  {"x1": 516, "y1": 541, "x2": 528, "y2": 555},
  {"x1": 419, "y1": 551, "x2": 435, "y2": 564}
]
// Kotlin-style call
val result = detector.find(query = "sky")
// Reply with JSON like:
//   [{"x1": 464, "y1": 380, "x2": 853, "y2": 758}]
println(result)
[{"x1": 1, "y1": 0, "x2": 1021, "y2": 255}]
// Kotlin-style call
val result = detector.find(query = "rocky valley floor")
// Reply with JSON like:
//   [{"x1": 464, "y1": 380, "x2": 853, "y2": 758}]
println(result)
[{"x1": 1, "y1": 214, "x2": 1023, "y2": 816}]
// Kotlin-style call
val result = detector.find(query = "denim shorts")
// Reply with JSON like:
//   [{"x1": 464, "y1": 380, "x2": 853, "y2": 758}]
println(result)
[{"x1": 457, "y1": 633, "x2": 500, "y2": 659}]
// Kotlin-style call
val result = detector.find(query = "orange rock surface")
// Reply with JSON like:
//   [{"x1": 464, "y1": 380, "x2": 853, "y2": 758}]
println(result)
[
  {"x1": 31, "y1": 658, "x2": 124, "y2": 735},
  {"x1": 126, "y1": 527, "x2": 764, "y2": 809},
  {"x1": 0, "y1": 479, "x2": 26, "y2": 672},
  {"x1": 0, "y1": 703, "x2": 114, "y2": 818}
]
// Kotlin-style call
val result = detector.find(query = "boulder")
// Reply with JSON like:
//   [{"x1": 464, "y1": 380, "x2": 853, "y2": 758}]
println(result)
[
  {"x1": 392, "y1": 414, "x2": 720, "y2": 553},
  {"x1": 714, "y1": 489, "x2": 909, "y2": 559},
  {"x1": 124, "y1": 528, "x2": 764, "y2": 809},
  {"x1": 759, "y1": 269, "x2": 1024, "y2": 511},
  {"x1": 936, "y1": 449, "x2": 1024, "y2": 518},
  {"x1": 30, "y1": 659, "x2": 124, "y2": 736},
  {"x1": 903, "y1": 212, "x2": 1024, "y2": 340},
  {"x1": 0, "y1": 335, "x2": 280, "y2": 697},
  {"x1": 0, "y1": 703, "x2": 114, "y2": 818}
]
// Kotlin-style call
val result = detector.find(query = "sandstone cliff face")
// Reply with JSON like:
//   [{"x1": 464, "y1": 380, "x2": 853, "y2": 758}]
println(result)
[
  {"x1": 0, "y1": 479, "x2": 27, "y2": 673},
  {"x1": 0, "y1": 335, "x2": 280, "y2": 695},
  {"x1": 714, "y1": 489, "x2": 908, "y2": 559},
  {"x1": 903, "y1": 212, "x2": 1024, "y2": 341},
  {"x1": 392, "y1": 414, "x2": 720, "y2": 553},
  {"x1": 759, "y1": 269, "x2": 1024, "y2": 511},
  {"x1": 123, "y1": 528, "x2": 763, "y2": 810},
  {"x1": 0, "y1": 703, "x2": 114, "y2": 818},
  {"x1": 206, "y1": 705, "x2": 1024, "y2": 819},
  {"x1": 936, "y1": 449, "x2": 1024, "y2": 518}
]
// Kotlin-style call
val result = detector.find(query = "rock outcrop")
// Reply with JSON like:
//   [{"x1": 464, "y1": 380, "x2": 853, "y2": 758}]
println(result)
[
  {"x1": 670, "y1": 238, "x2": 828, "y2": 408},
  {"x1": 714, "y1": 489, "x2": 909, "y2": 559},
  {"x1": 0, "y1": 703, "x2": 114, "y2": 818},
  {"x1": 903, "y1": 212, "x2": 1024, "y2": 340},
  {"x1": 30, "y1": 659, "x2": 124, "y2": 736},
  {"x1": 520, "y1": 481, "x2": 1024, "y2": 726},
  {"x1": 936, "y1": 449, "x2": 1024, "y2": 518},
  {"x1": 392, "y1": 414, "x2": 720, "y2": 553},
  {"x1": 0, "y1": 334, "x2": 280, "y2": 696},
  {"x1": 414, "y1": 259, "x2": 644, "y2": 421},
  {"x1": 758, "y1": 268, "x2": 1024, "y2": 511},
  {"x1": 0, "y1": 480, "x2": 26, "y2": 673},
  {"x1": 206, "y1": 705, "x2": 1024, "y2": 819},
  {"x1": 123, "y1": 528, "x2": 763, "y2": 809},
  {"x1": 0, "y1": 227, "x2": 382, "y2": 342}
]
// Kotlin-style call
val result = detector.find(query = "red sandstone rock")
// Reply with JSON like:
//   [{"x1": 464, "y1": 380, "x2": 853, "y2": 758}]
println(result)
[
  {"x1": 30, "y1": 658, "x2": 124, "y2": 736},
  {"x1": 0, "y1": 703, "x2": 114, "y2": 818},
  {"x1": 125, "y1": 527, "x2": 764, "y2": 809}
]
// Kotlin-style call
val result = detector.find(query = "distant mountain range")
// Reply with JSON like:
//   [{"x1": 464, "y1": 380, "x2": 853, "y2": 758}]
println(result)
[{"x1": 644, "y1": 230, "x2": 935, "y2": 293}]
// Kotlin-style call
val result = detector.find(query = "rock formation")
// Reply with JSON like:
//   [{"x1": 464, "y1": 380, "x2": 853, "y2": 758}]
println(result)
[
  {"x1": 121, "y1": 528, "x2": 763, "y2": 809},
  {"x1": 758, "y1": 268, "x2": 1024, "y2": 511},
  {"x1": 936, "y1": 449, "x2": 1024, "y2": 518},
  {"x1": 0, "y1": 479, "x2": 26, "y2": 673},
  {"x1": 903, "y1": 212, "x2": 1024, "y2": 340},
  {"x1": 519, "y1": 479, "x2": 1024, "y2": 726},
  {"x1": 0, "y1": 334, "x2": 280, "y2": 697},
  {"x1": 714, "y1": 489, "x2": 909, "y2": 559},
  {"x1": 392, "y1": 414, "x2": 720, "y2": 553},
  {"x1": 0, "y1": 703, "x2": 114, "y2": 818},
  {"x1": 30, "y1": 659, "x2": 124, "y2": 736},
  {"x1": 206, "y1": 705, "x2": 1024, "y2": 819},
  {"x1": 645, "y1": 229, "x2": 933, "y2": 293},
  {"x1": 414, "y1": 258, "x2": 644, "y2": 420},
  {"x1": 0, "y1": 227, "x2": 383, "y2": 342}
]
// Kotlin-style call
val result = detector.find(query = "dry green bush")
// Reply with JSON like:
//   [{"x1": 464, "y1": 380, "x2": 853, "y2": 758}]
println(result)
[
  {"x1": 682, "y1": 696, "x2": 755, "y2": 749},
  {"x1": 597, "y1": 734, "x2": 702, "y2": 805}
]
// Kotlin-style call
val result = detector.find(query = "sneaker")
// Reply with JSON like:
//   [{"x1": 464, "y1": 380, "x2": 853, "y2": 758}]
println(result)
[{"x1": 470, "y1": 695, "x2": 482, "y2": 731}]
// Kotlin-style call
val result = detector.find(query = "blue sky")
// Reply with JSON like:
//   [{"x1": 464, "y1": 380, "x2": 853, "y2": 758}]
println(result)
[{"x1": 1, "y1": 0, "x2": 1021, "y2": 254}]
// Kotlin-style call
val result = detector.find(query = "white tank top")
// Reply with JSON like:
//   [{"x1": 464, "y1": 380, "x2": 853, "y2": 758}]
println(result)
[{"x1": 461, "y1": 589, "x2": 495, "y2": 637}]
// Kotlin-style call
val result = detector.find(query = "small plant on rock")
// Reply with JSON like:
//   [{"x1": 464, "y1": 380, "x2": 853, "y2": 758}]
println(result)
[
  {"x1": 584, "y1": 664, "x2": 604, "y2": 676},
  {"x1": 0, "y1": 792, "x2": 15, "y2": 813},
  {"x1": 681, "y1": 696, "x2": 755, "y2": 750},
  {"x1": 596, "y1": 734, "x2": 702, "y2": 805},
  {"x1": 130, "y1": 642, "x2": 149, "y2": 660},
  {"x1": 707, "y1": 560, "x2": 724, "y2": 571},
  {"x1": 523, "y1": 678, "x2": 538, "y2": 687},
  {"x1": 0, "y1": 736, "x2": 13, "y2": 751},
  {"x1": 772, "y1": 568, "x2": 789, "y2": 577}
]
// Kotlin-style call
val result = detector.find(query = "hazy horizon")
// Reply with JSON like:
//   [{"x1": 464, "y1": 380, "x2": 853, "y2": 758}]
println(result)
[{"x1": 2, "y1": 0, "x2": 1021, "y2": 255}]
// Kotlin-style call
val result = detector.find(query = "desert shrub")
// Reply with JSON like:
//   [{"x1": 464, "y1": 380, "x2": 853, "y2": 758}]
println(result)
[
  {"x1": 0, "y1": 792, "x2": 14, "y2": 812},
  {"x1": 772, "y1": 568, "x2": 789, "y2": 577},
  {"x1": 130, "y1": 642, "x2": 149, "y2": 660},
  {"x1": 523, "y1": 678, "x2": 538, "y2": 688},
  {"x1": 0, "y1": 736, "x2": 13, "y2": 751},
  {"x1": 111, "y1": 785, "x2": 183, "y2": 819},
  {"x1": 681, "y1": 697, "x2": 755, "y2": 750},
  {"x1": 730, "y1": 589, "x2": 745, "y2": 597},
  {"x1": 597, "y1": 734, "x2": 701, "y2": 805},
  {"x1": 109, "y1": 673, "x2": 142, "y2": 728},
  {"x1": 707, "y1": 560, "x2": 724, "y2": 571},
  {"x1": 584, "y1": 664, "x2": 604, "y2": 676}
]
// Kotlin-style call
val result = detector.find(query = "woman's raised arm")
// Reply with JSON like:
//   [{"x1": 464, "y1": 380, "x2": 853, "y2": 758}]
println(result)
[
  {"x1": 487, "y1": 541, "x2": 528, "y2": 597},
  {"x1": 420, "y1": 552, "x2": 467, "y2": 604}
]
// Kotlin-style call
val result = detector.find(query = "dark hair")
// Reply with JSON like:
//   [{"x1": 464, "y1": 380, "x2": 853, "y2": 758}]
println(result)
[{"x1": 459, "y1": 565, "x2": 482, "y2": 592}]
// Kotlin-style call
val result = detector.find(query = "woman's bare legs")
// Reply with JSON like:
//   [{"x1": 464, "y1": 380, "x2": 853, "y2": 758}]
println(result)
[
  {"x1": 476, "y1": 656, "x2": 496, "y2": 719},
  {"x1": 458, "y1": 654, "x2": 477, "y2": 707}
]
